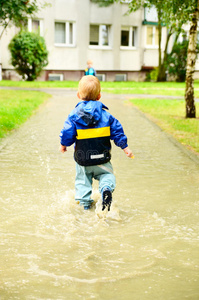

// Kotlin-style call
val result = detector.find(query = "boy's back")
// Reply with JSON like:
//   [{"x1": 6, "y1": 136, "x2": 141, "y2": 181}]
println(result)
[
  {"x1": 59, "y1": 76, "x2": 133, "y2": 211},
  {"x1": 60, "y1": 98, "x2": 128, "y2": 166}
]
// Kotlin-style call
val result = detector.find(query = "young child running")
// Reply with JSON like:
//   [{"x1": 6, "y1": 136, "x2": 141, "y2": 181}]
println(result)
[
  {"x1": 84, "y1": 60, "x2": 96, "y2": 76},
  {"x1": 59, "y1": 75, "x2": 133, "y2": 211}
]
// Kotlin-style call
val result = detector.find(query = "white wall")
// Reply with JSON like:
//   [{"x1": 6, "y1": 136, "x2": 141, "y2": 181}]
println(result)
[{"x1": 0, "y1": 0, "x2": 163, "y2": 75}]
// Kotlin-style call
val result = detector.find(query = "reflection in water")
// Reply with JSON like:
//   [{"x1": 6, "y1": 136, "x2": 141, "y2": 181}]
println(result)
[{"x1": 0, "y1": 90, "x2": 199, "y2": 299}]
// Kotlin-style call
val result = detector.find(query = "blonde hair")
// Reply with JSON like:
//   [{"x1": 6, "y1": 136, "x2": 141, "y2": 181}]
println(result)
[
  {"x1": 78, "y1": 75, "x2": 101, "y2": 101},
  {"x1": 87, "y1": 60, "x2": 93, "y2": 65}
]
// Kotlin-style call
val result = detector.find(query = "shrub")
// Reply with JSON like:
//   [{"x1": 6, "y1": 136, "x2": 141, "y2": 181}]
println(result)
[
  {"x1": 150, "y1": 68, "x2": 159, "y2": 81},
  {"x1": 145, "y1": 68, "x2": 158, "y2": 82},
  {"x1": 9, "y1": 31, "x2": 48, "y2": 81},
  {"x1": 166, "y1": 41, "x2": 189, "y2": 82}
]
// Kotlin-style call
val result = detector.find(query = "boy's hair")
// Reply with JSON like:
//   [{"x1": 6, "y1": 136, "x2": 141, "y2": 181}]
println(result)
[
  {"x1": 78, "y1": 75, "x2": 101, "y2": 101},
  {"x1": 87, "y1": 59, "x2": 93, "y2": 65}
]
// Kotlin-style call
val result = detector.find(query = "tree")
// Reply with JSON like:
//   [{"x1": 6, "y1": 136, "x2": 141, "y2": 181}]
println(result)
[
  {"x1": 9, "y1": 31, "x2": 48, "y2": 81},
  {"x1": 91, "y1": 0, "x2": 115, "y2": 6},
  {"x1": 91, "y1": 0, "x2": 172, "y2": 81},
  {"x1": 0, "y1": 0, "x2": 41, "y2": 80},
  {"x1": 0, "y1": 0, "x2": 39, "y2": 40},
  {"x1": 128, "y1": 0, "x2": 199, "y2": 117},
  {"x1": 92, "y1": 0, "x2": 198, "y2": 118},
  {"x1": 167, "y1": 40, "x2": 199, "y2": 82},
  {"x1": 91, "y1": 0, "x2": 198, "y2": 82},
  {"x1": 167, "y1": 41, "x2": 189, "y2": 82},
  {"x1": 185, "y1": 0, "x2": 199, "y2": 118}
]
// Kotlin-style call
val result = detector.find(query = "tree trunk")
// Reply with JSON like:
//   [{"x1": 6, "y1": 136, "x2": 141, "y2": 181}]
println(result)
[
  {"x1": 158, "y1": 29, "x2": 173, "y2": 82},
  {"x1": 185, "y1": 0, "x2": 199, "y2": 118},
  {"x1": 157, "y1": 14, "x2": 163, "y2": 82},
  {"x1": 0, "y1": 23, "x2": 9, "y2": 81}
]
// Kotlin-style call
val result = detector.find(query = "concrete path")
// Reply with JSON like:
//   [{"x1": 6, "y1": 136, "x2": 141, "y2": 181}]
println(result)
[{"x1": 1, "y1": 88, "x2": 199, "y2": 299}]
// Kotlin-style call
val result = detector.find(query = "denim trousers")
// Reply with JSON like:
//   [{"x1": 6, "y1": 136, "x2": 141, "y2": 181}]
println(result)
[{"x1": 75, "y1": 161, "x2": 116, "y2": 206}]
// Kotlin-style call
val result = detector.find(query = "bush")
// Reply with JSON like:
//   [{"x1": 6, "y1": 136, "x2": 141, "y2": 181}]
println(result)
[
  {"x1": 166, "y1": 40, "x2": 199, "y2": 82},
  {"x1": 145, "y1": 68, "x2": 158, "y2": 82},
  {"x1": 166, "y1": 41, "x2": 189, "y2": 82},
  {"x1": 150, "y1": 68, "x2": 158, "y2": 81},
  {"x1": 9, "y1": 31, "x2": 48, "y2": 81}
]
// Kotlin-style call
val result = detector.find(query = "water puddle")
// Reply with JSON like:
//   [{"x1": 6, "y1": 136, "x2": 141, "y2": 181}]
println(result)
[{"x1": 0, "y1": 90, "x2": 199, "y2": 299}]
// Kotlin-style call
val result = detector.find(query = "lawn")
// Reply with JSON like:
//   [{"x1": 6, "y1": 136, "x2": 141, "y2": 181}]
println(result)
[
  {"x1": 102, "y1": 81, "x2": 199, "y2": 97},
  {"x1": 0, "y1": 89, "x2": 50, "y2": 138},
  {"x1": 0, "y1": 80, "x2": 78, "y2": 89},
  {"x1": 130, "y1": 98, "x2": 199, "y2": 155},
  {"x1": 1, "y1": 80, "x2": 199, "y2": 97}
]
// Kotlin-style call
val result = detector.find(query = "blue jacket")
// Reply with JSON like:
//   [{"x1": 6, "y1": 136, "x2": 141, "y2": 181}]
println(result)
[
  {"x1": 60, "y1": 100, "x2": 128, "y2": 166},
  {"x1": 85, "y1": 67, "x2": 96, "y2": 76}
]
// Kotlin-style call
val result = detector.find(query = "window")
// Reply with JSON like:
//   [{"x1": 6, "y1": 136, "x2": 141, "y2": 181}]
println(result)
[
  {"x1": 32, "y1": 20, "x2": 40, "y2": 34},
  {"x1": 115, "y1": 74, "x2": 127, "y2": 81},
  {"x1": 28, "y1": 19, "x2": 43, "y2": 36},
  {"x1": 90, "y1": 25, "x2": 99, "y2": 45},
  {"x1": 90, "y1": 24, "x2": 110, "y2": 47},
  {"x1": 55, "y1": 23, "x2": 65, "y2": 43},
  {"x1": 96, "y1": 74, "x2": 106, "y2": 81},
  {"x1": 55, "y1": 22, "x2": 75, "y2": 46},
  {"x1": 146, "y1": 26, "x2": 159, "y2": 47},
  {"x1": 121, "y1": 26, "x2": 137, "y2": 47}
]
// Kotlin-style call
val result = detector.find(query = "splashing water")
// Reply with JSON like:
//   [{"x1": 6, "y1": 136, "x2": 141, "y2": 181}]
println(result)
[{"x1": 0, "y1": 90, "x2": 199, "y2": 299}]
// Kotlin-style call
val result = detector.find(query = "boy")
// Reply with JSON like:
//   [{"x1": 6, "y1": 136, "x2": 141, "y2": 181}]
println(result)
[
  {"x1": 84, "y1": 60, "x2": 96, "y2": 76},
  {"x1": 59, "y1": 75, "x2": 133, "y2": 211}
]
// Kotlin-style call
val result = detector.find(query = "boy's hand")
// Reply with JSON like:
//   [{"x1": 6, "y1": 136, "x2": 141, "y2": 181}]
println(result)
[
  {"x1": 123, "y1": 147, "x2": 134, "y2": 159},
  {"x1": 59, "y1": 145, "x2": 67, "y2": 153}
]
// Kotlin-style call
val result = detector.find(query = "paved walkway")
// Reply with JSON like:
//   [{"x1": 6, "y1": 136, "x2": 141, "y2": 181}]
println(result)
[
  {"x1": 1, "y1": 88, "x2": 199, "y2": 299},
  {"x1": 1, "y1": 88, "x2": 199, "y2": 215}
]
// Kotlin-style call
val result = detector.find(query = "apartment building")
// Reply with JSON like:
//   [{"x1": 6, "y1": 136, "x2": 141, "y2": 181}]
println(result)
[{"x1": 1, "y1": 0, "x2": 170, "y2": 81}]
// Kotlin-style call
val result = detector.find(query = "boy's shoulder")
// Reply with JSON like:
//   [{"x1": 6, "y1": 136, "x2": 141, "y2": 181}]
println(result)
[{"x1": 69, "y1": 100, "x2": 111, "y2": 119}]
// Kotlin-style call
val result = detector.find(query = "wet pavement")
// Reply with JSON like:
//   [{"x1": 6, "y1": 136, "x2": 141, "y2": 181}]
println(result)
[{"x1": 0, "y1": 88, "x2": 199, "y2": 299}]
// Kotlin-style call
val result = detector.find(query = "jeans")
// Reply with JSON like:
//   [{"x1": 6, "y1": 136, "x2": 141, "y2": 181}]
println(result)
[{"x1": 75, "y1": 161, "x2": 116, "y2": 206}]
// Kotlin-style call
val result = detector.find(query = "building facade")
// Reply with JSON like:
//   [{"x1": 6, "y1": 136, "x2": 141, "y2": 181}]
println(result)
[{"x1": 0, "y1": 0, "x2": 174, "y2": 81}]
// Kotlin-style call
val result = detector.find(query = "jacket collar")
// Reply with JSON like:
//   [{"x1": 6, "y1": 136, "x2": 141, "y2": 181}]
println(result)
[{"x1": 75, "y1": 100, "x2": 109, "y2": 110}]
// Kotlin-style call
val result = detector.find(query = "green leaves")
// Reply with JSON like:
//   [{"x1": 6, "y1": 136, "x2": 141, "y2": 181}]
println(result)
[
  {"x1": 91, "y1": 0, "x2": 198, "y2": 26},
  {"x1": 90, "y1": 0, "x2": 116, "y2": 7},
  {"x1": 167, "y1": 41, "x2": 189, "y2": 82},
  {"x1": 0, "y1": 0, "x2": 38, "y2": 37},
  {"x1": 9, "y1": 31, "x2": 48, "y2": 81}
]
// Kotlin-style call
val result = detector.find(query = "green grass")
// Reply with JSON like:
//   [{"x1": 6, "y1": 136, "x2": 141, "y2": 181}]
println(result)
[
  {"x1": 0, "y1": 80, "x2": 78, "y2": 89},
  {"x1": 101, "y1": 81, "x2": 199, "y2": 97},
  {"x1": 0, "y1": 90, "x2": 49, "y2": 138},
  {"x1": 130, "y1": 98, "x2": 199, "y2": 154},
  {"x1": 103, "y1": 87, "x2": 189, "y2": 97},
  {"x1": 1, "y1": 80, "x2": 199, "y2": 97},
  {"x1": 0, "y1": 80, "x2": 190, "y2": 88}
]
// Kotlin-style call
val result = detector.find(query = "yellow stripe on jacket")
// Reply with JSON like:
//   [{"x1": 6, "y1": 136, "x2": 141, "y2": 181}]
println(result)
[{"x1": 76, "y1": 126, "x2": 110, "y2": 140}]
